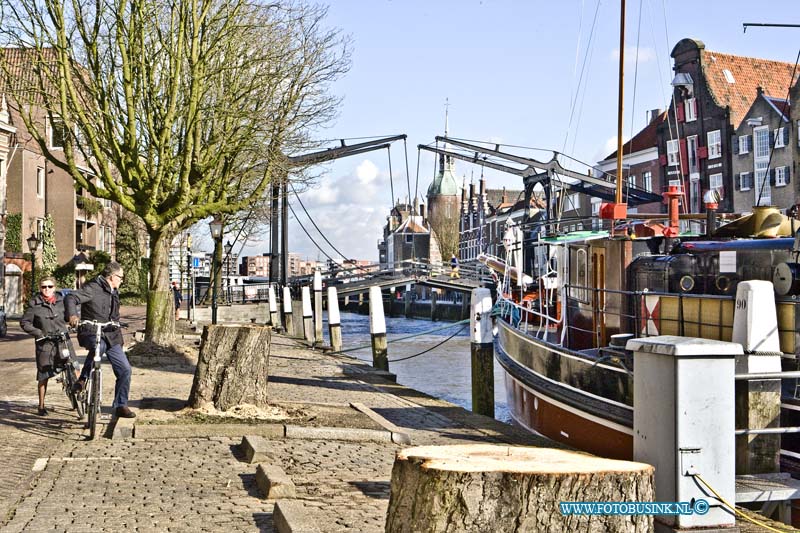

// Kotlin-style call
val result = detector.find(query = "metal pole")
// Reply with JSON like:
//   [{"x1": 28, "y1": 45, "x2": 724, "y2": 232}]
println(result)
[
  {"x1": 186, "y1": 247, "x2": 192, "y2": 321},
  {"x1": 270, "y1": 182, "x2": 280, "y2": 283},
  {"x1": 211, "y1": 237, "x2": 220, "y2": 324},
  {"x1": 281, "y1": 178, "x2": 289, "y2": 286},
  {"x1": 30, "y1": 257, "x2": 35, "y2": 299}
]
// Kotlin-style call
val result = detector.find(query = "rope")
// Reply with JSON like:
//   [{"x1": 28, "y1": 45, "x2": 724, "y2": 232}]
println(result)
[
  {"x1": 692, "y1": 473, "x2": 790, "y2": 533},
  {"x1": 329, "y1": 318, "x2": 470, "y2": 355},
  {"x1": 384, "y1": 324, "x2": 467, "y2": 362}
]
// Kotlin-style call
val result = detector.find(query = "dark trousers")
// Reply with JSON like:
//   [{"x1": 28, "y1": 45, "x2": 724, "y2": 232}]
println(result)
[{"x1": 78, "y1": 339, "x2": 131, "y2": 408}]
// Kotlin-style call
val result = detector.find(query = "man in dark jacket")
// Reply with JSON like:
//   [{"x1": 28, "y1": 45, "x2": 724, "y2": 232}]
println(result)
[{"x1": 65, "y1": 261, "x2": 134, "y2": 418}]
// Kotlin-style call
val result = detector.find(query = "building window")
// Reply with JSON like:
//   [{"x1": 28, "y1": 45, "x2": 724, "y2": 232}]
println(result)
[
  {"x1": 707, "y1": 130, "x2": 721, "y2": 159},
  {"x1": 776, "y1": 166, "x2": 788, "y2": 187},
  {"x1": 36, "y1": 218, "x2": 44, "y2": 238},
  {"x1": 667, "y1": 140, "x2": 680, "y2": 166},
  {"x1": 709, "y1": 173, "x2": 723, "y2": 199},
  {"x1": 774, "y1": 127, "x2": 786, "y2": 148},
  {"x1": 49, "y1": 118, "x2": 67, "y2": 149},
  {"x1": 755, "y1": 162, "x2": 771, "y2": 206},
  {"x1": 36, "y1": 167, "x2": 44, "y2": 198},
  {"x1": 739, "y1": 172, "x2": 752, "y2": 191},
  {"x1": 98, "y1": 226, "x2": 105, "y2": 251},
  {"x1": 684, "y1": 98, "x2": 697, "y2": 122},
  {"x1": 738, "y1": 135, "x2": 751, "y2": 154},
  {"x1": 626, "y1": 174, "x2": 635, "y2": 189},
  {"x1": 754, "y1": 126, "x2": 770, "y2": 159},
  {"x1": 643, "y1": 171, "x2": 652, "y2": 192},
  {"x1": 405, "y1": 234, "x2": 413, "y2": 243}
]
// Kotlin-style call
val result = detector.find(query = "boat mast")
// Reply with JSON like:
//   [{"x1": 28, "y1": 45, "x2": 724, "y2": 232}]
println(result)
[{"x1": 615, "y1": 0, "x2": 626, "y2": 208}]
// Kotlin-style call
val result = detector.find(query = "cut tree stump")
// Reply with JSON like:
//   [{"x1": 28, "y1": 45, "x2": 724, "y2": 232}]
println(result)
[
  {"x1": 385, "y1": 445, "x2": 654, "y2": 533},
  {"x1": 188, "y1": 324, "x2": 271, "y2": 410}
]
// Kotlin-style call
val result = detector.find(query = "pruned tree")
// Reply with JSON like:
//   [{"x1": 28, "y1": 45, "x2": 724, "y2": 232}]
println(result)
[{"x1": 0, "y1": 0, "x2": 350, "y2": 343}]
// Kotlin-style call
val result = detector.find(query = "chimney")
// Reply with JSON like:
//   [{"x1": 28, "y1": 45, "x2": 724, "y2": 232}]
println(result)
[
  {"x1": 502, "y1": 186, "x2": 507, "y2": 204},
  {"x1": 419, "y1": 202, "x2": 426, "y2": 220},
  {"x1": 647, "y1": 108, "x2": 662, "y2": 124},
  {"x1": 480, "y1": 175, "x2": 486, "y2": 196}
]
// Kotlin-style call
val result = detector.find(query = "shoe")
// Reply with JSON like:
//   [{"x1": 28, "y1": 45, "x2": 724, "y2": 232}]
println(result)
[
  {"x1": 71, "y1": 377, "x2": 86, "y2": 394},
  {"x1": 115, "y1": 406, "x2": 136, "y2": 418},
  {"x1": 37, "y1": 407, "x2": 48, "y2": 416}
]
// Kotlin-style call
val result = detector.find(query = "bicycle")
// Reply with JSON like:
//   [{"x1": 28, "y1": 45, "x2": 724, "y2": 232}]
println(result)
[
  {"x1": 78, "y1": 319, "x2": 123, "y2": 440},
  {"x1": 36, "y1": 331, "x2": 82, "y2": 417}
]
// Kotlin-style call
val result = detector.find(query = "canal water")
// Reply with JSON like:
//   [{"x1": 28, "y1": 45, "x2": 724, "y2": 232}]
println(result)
[{"x1": 321, "y1": 312, "x2": 511, "y2": 423}]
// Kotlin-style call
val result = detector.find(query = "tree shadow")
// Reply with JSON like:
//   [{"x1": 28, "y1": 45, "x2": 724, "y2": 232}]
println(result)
[
  {"x1": 348, "y1": 481, "x2": 390, "y2": 499},
  {"x1": 268, "y1": 374, "x2": 376, "y2": 393},
  {"x1": 0, "y1": 400, "x2": 83, "y2": 439}
]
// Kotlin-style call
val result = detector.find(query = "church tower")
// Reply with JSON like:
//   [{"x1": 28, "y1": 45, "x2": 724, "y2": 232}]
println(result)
[{"x1": 426, "y1": 105, "x2": 461, "y2": 261}]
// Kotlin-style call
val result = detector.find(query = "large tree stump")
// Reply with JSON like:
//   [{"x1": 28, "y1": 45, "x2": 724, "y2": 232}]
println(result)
[
  {"x1": 386, "y1": 445, "x2": 654, "y2": 533},
  {"x1": 188, "y1": 324, "x2": 271, "y2": 410}
]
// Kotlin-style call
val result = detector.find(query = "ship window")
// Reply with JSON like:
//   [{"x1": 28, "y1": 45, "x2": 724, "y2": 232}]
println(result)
[{"x1": 574, "y1": 248, "x2": 589, "y2": 303}]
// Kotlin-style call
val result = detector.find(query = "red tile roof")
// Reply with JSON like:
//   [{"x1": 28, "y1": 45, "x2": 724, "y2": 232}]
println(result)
[
  {"x1": 764, "y1": 95, "x2": 790, "y2": 120},
  {"x1": 604, "y1": 111, "x2": 667, "y2": 161},
  {"x1": 701, "y1": 49, "x2": 798, "y2": 127}
]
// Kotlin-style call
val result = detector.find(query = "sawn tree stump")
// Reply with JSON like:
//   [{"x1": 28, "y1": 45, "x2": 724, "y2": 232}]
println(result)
[
  {"x1": 188, "y1": 324, "x2": 271, "y2": 410},
  {"x1": 385, "y1": 445, "x2": 654, "y2": 533}
]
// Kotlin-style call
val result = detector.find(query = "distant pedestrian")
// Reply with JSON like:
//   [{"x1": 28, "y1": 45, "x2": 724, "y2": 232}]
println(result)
[
  {"x1": 171, "y1": 282, "x2": 183, "y2": 320},
  {"x1": 449, "y1": 254, "x2": 460, "y2": 279}
]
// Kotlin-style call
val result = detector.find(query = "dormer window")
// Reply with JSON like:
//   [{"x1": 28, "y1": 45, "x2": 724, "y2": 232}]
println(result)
[{"x1": 684, "y1": 98, "x2": 697, "y2": 122}]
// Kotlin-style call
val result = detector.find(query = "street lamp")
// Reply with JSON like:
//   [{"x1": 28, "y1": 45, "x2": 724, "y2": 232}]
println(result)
[
  {"x1": 26, "y1": 233, "x2": 39, "y2": 299},
  {"x1": 223, "y1": 240, "x2": 233, "y2": 304},
  {"x1": 209, "y1": 217, "x2": 223, "y2": 324}
]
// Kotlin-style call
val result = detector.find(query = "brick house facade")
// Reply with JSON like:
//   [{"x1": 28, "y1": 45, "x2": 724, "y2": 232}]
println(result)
[{"x1": 656, "y1": 39, "x2": 797, "y2": 216}]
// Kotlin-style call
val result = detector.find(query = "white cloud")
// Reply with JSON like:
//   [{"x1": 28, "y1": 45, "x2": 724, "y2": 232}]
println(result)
[
  {"x1": 356, "y1": 159, "x2": 379, "y2": 185},
  {"x1": 610, "y1": 46, "x2": 657, "y2": 64}
]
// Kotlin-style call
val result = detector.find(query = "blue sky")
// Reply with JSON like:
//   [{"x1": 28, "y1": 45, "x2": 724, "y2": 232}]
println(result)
[{"x1": 233, "y1": 0, "x2": 799, "y2": 263}]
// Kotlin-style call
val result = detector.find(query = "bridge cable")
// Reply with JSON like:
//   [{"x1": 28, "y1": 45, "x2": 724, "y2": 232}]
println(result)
[
  {"x1": 403, "y1": 138, "x2": 413, "y2": 207},
  {"x1": 387, "y1": 145, "x2": 395, "y2": 205},
  {"x1": 288, "y1": 184, "x2": 373, "y2": 275}
]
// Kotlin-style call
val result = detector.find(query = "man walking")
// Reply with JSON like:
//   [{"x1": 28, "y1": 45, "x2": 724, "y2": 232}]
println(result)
[
  {"x1": 450, "y1": 254, "x2": 460, "y2": 279},
  {"x1": 171, "y1": 281, "x2": 183, "y2": 320},
  {"x1": 66, "y1": 261, "x2": 134, "y2": 418}
]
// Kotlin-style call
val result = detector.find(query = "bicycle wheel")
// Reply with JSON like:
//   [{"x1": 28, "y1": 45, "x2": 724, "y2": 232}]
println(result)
[
  {"x1": 65, "y1": 365, "x2": 84, "y2": 418},
  {"x1": 87, "y1": 369, "x2": 101, "y2": 439}
]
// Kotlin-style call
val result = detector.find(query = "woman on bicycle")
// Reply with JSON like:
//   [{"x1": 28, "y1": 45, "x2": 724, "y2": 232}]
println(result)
[{"x1": 20, "y1": 276, "x2": 74, "y2": 416}]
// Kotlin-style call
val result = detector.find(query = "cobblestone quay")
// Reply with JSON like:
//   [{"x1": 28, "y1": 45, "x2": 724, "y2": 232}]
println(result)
[{"x1": 0, "y1": 307, "x2": 554, "y2": 532}]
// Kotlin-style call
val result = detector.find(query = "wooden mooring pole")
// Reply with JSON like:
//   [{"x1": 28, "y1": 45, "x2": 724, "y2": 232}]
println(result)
[
  {"x1": 369, "y1": 286, "x2": 388, "y2": 371},
  {"x1": 268, "y1": 285, "x2": 279, "y2": 330},
  {"x1": 471, "y1": 288, "x2": 494, "y2": 417},
  {"x1": 282, "y1": 286, "x2": 294, "y2": 337},
  {"x1": 313, "y1": 270, "x2": 323, "y2": 345},
  {"x1": 327, "y1": 286, "x2": 342, "y2": 352},
  {"x1": 302, "y1": 286, "x2": 314, "y2": 345}
]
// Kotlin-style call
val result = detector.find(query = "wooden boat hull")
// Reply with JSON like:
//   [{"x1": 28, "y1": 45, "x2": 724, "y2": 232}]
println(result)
[{"x1": 495, "y1": 317, "x2": 634, "y2": 460}]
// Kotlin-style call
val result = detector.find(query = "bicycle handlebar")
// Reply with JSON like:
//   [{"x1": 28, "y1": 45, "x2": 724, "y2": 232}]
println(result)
[
  {"x1": 35, "y1": 331, "x2": 70, "y2": 343},
  {"x1": 77, "y1": 320, "x2": 128, "y2": 329}
]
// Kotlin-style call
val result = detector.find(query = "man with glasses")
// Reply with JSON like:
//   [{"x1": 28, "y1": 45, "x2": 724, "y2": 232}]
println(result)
[{"x1": 65, "y1": 261, "x2": 135, "y2": 418}]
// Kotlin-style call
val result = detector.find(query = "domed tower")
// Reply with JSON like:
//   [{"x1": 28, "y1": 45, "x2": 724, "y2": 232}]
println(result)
[{"x1": 426, "y1": 114, "x2": 461, "y2": 261}]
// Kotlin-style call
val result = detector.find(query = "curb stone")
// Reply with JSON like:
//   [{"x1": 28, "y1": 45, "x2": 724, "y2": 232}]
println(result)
[
  {"x1": 274, "y1": 500, "x2": 320, "y2": 533},
  {"x1": 255, "y1": 463, "x2": 295, "y2": 499}
]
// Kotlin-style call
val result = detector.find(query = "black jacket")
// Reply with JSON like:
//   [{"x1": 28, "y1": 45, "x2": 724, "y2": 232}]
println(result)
[
  {"x1": 64, "y1": 276, "x2": 123, "y2": 348},
  {"x1": 21, "y1": 292, "x2": 73, "y2": 369}
]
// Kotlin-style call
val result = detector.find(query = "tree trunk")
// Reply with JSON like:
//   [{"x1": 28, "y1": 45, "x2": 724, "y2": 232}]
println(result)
[
  {"x1": 188, "y1": 324, "x2": 271, "y2": 410},
  {"x1": 145, "y1": 230, "x2": 175, "y2": 344},
  {"x1": 386, "y1": 445, "x2": 654, "y2": 533}
]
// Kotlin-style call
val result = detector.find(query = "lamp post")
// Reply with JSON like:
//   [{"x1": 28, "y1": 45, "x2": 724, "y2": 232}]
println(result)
[
  {"x1": 209, "y1": 217, "x2": 223, "y2": 324},
  {"x1": 223, "y1": 240, "x2": 232, "y2": 304},
  {"x1": 186, "y1": 235, "x2": 193, "y2": 321},
  {"x1": 26, "y1": 233, "x2": 39, "y2": 299}
]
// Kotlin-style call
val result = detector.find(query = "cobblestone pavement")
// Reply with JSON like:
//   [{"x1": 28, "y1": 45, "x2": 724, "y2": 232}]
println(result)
[{"x1": 0, "y1": 308, "x2": 554, "y2": 532}]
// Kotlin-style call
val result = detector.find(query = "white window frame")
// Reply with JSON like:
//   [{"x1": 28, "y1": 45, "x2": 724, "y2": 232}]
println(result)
[
  {"x1": 687, "y1": 135, "x2": 698, "y2": 173},
  {"x1": 36, "y1": 167, "x2": 44, "y2": 198},
  {"x1": 626, "y1": 174, "x2": 636, "y2": 190},
  {"x1": 738, "y1": 135, "x2": 750, "y2": 154},
  {"x1": 98, "y1": 225, "x2": 105, "y2": 251},
  {"x1": 643, "y1": 171, "x2": 652, "y2": 192},
  {"x1": 684, "y1": 98, "x2": 697, "y2": 122},
  {"x1": 740, "y1": 172, "x2": 752, "y2": 191},
  {"x1": 776, "y1": 166, "x2": 787, "y2": 187},
  {"x1": 667, "y1": 140, "x2": 680, "y2": 166},
  {"x1": 754, "y1": 126, "x2": 770, "y2": 159},
  {"x1": 709, "y1": 173, "x2": 723, "y2": 198},
  {"x1": 48, "y1": 118, "x2": 66, "y2": 150},
  {"x1": 707, "y1": 130, "x2": 722, "y2": 159},
  {"x1": 774, "y1": 127, "x2": 786, "y2": 148}
]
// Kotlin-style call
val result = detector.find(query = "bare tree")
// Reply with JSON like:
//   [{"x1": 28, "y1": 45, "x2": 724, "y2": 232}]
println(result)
[{"x1": 0, "y1": 0, "x2": 350, "y2": 342}]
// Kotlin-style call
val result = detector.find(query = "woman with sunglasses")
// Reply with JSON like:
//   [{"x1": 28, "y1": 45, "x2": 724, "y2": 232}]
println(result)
[{"x1": 20, "y1": 276, "x2": 74, "y2": 416}]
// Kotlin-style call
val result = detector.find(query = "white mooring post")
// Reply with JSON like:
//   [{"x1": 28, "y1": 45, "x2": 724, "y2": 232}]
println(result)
[
  {"x1": 301, "y1": 286, "x2": 314, "y2": 345},
  {"x1": 327, "y1": 286, "x2": 342, "y2": 352},
  {"x1": 470, "y1": 288, "x2": 494, "y2": 418},
  {"x1": 629, "y1": 336, "x2": 742, "y2": 530},
  {"x1": 268, "y1": 286, "x2": 279, "y2": 330},
  {"x1": 369, "y1": 286, "x2": 388, "y2": 371},
  {"x1": 282, "y1": 286, "x2": 294, "y2": 337},
  {"x1": 313, "y1": 270, "x2": 323, "y2": 345}
]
